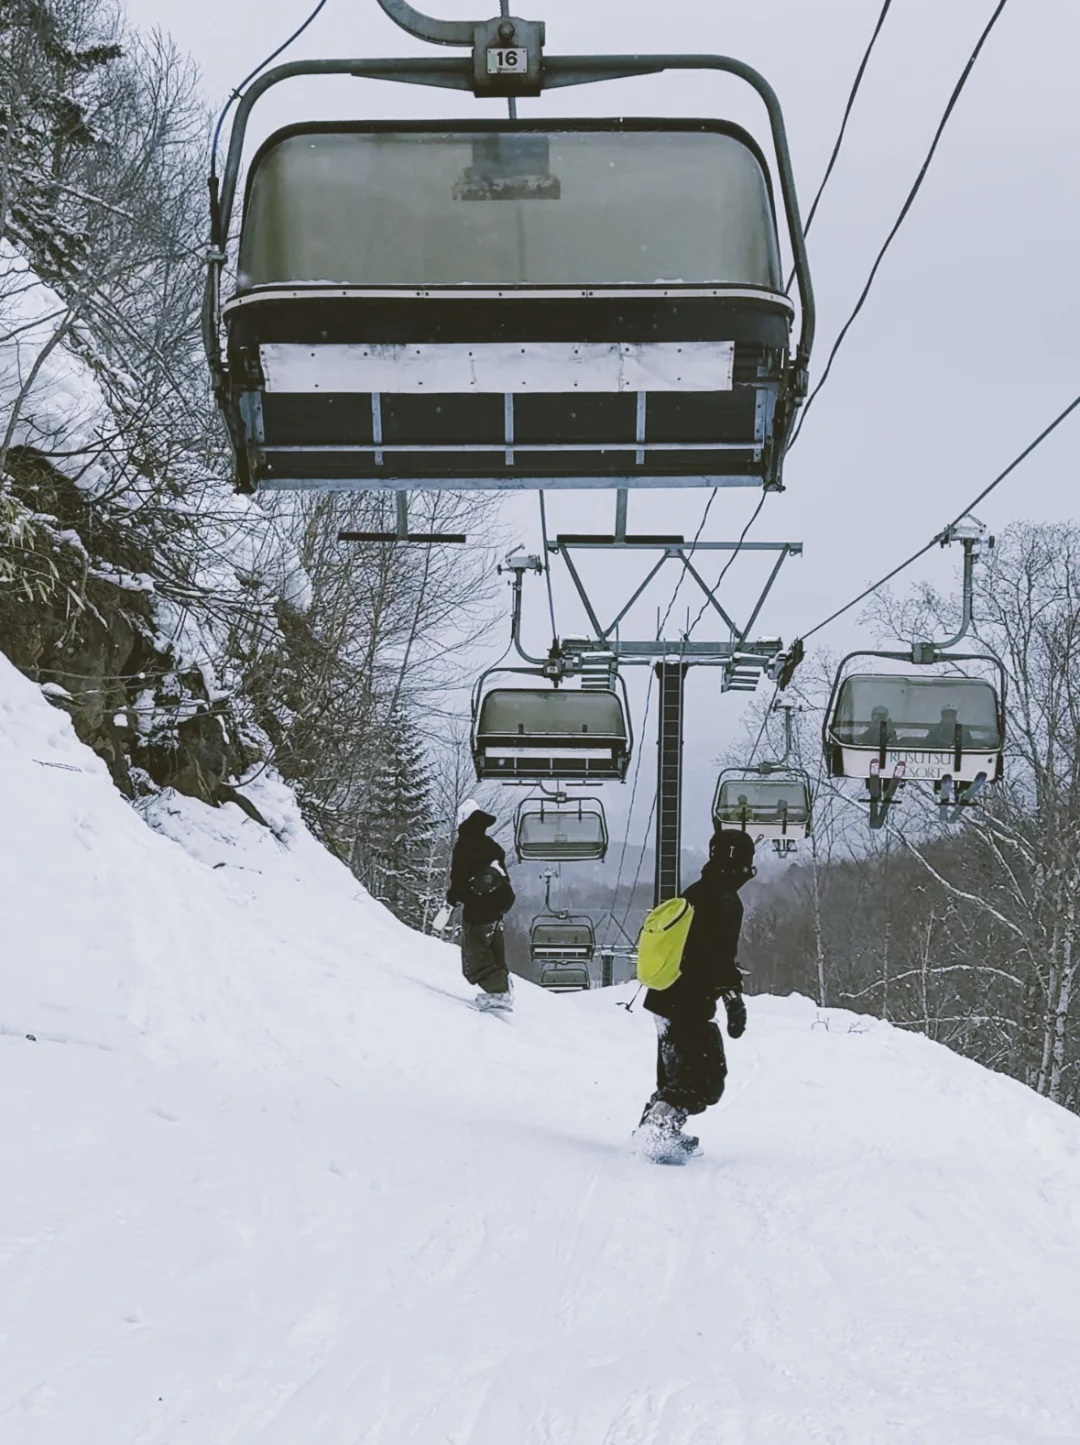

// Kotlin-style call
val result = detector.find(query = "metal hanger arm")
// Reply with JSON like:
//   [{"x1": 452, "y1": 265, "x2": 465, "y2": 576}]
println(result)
[
  {"x1": 929, "y1": 535, "x2": 978, "y2": 652},
  {"x1": 373, "y1": 0, "x2": 475, "y2": 45}
]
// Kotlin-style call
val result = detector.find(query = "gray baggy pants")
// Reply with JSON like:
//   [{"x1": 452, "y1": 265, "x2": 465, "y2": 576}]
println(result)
[
  {"x1": 649, "y1": 1014, "x2": 727, "y2": 1117},
  {"x1": 461, "y1": 920, "x2": 509, "y2": 994}
]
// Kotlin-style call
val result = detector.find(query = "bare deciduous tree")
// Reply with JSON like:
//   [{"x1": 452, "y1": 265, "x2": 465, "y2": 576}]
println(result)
[{"x1": 740, "y1": 523, "x2": 1080, "y2": 1114}]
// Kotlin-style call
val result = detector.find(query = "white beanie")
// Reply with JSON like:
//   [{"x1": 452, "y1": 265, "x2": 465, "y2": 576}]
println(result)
[{"x1": 456, "y1": 798, "x2": 483, "y2": 827}]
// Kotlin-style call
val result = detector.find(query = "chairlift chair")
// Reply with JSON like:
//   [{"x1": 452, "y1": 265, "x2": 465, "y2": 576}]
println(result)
[
  {"x1": 530, "y1": 913, "x2": 595, "y2": 991},
  {"x1": 538, "y1": 962, "x2": 592, "y2": 992},
  {"x1": 712, "y1": 770, "x2": 811, "y2": 843},
  {"x1": 472, "y1": 681, "x2": 631, "y2": 782},
  {"x1": 514, "y1": 795, "x2": 609, "y2": 861},
  {"x1": 824, "y1": 656, "x2": 1006, "y2": 828},
  {"x1": 203, "y1": 19, "x2": 814, "y2": 499}
]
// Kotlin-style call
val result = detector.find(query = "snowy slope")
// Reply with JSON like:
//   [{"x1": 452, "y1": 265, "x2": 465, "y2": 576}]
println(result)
[{"x1": 2, "y1": 653, "x2": 1080, "y2": 1445}]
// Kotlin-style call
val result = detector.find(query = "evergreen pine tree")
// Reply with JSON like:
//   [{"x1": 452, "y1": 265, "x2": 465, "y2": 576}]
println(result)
[
  {"x1": 355, "y1": 707, "x2": 436, "y2": 930},
  {"x1": 0, "y1": 1, "x2": 122, "y2": 284}
]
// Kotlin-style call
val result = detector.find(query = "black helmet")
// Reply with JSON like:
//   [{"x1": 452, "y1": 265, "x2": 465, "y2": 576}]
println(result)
[{"x1": 709, "y1": 829, "x2": 756, "y2": 876}]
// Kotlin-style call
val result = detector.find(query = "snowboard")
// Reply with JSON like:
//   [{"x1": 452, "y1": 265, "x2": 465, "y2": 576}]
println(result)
[
  {"x1": 472, "y1": 996, "x2": 513, "y2": 1017},
  {"x1": 632, "y1": 1130, "x2": 702, "y2": 1166}
]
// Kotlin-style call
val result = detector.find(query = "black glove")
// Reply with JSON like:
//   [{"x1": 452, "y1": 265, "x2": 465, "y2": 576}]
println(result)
[{"x1": 722, "y1": 991, "x2": 747, "y2": 1039}]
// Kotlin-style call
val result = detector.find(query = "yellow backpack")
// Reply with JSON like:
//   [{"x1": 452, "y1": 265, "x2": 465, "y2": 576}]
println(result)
[{"x1": 636, "y1": 897, "x2": 695, "y2": 990}]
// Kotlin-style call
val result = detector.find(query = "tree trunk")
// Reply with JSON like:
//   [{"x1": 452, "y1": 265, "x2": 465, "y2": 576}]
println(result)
[
  {"x1": 1048, "y1": 897, "x2": 1076, "y2": 1103},
  {"x1": 810, "y1": 836, "x2": 828, "y2": 1007}
]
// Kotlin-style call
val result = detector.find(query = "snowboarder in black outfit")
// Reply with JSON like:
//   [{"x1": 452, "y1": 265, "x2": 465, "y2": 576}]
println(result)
[
  {"x1": 635, "y1": 829, "x2": 754, "y2": 1161},
  {"x1": 446, "y1": 799, "x2": 516, "y2": 1011}
]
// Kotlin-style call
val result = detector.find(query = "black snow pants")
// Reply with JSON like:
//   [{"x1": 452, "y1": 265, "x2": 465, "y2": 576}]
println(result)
[
  {"x1": 649, "y1": 1015, "x2": 727, "y2": 1117},
  {"x1": 461, "y1": 920, "x2": 509, "y2": 994}
]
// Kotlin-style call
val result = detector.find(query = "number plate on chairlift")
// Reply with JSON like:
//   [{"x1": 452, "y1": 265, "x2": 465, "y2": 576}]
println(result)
[{"x1": 487, "y1": 47, "x2": 528, "y2": 73}]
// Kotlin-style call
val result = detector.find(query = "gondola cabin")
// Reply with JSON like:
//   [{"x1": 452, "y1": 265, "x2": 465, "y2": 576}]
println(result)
[
  {"x1": 473, "y1": 687, "x2": 629, "y2": 782},
  {"x1": 514, "y1": 797, "x2": 608, "y2": 862},
  {"x1": 712, "y1": 774, "x2": 811, "y2": 841},
  {"x1": 220, "y1": 119, "x2": 797, "y2": 493},
  {"x1": 825, "y1": 674, "x2": 1003, "y2": 785}
]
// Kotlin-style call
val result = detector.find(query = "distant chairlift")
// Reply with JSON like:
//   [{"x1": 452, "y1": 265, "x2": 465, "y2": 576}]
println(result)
[
  {"x1": 822, "y1": 520, "x2": 1006, "y2": 830},
  {"x1": 203, "y1": 18, "x2": 814, "y2": 498},
  {"x1": 515, "y1": 794, "x2": 609, "y2": 862},
  {"x1": 472, "y1": 679, "x2": 631, "y2": 783},
  {"x1": 530, "y1": 914, "x2": 595, "y2": 992},
  {"x1": 824, "y1": 667, "x2": 1005, "y2": 828},
  {"x1": 712, "y1": 771, "x2": 811, "y2": 852},
  {"x1": 712, "y1": 702, "x2": 811, "y2": 853}
]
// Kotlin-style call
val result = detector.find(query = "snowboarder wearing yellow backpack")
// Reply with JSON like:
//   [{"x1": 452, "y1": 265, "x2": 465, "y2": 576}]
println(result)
[{"x1": 633, "y1": 830, "x2": 754, "y2": 1163}]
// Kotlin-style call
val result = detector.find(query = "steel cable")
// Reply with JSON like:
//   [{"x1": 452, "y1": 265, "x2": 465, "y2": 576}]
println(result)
[
  {"x1": 794, "y1": 387, "x2": 1080, "y2": 648},
  {"x1": 790, "y1": 0, "x2": 1013, "y2": 446},
  {"x1": 784, "y1": 0, "x2": 896, "y2": 293},
  {"x1": 210, "y1": 0, "x2": 331, "y2": 179}
]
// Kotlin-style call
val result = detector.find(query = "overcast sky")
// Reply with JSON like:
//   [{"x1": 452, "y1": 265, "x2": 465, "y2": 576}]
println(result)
[{"x1": 123, "y1": 0, "x2": 1080, "y2": 862}]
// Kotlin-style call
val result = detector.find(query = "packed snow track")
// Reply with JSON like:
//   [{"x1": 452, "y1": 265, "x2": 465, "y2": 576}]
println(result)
[{"x1": 2, "y1": 655, "x2": 1079, "y2": 1444}]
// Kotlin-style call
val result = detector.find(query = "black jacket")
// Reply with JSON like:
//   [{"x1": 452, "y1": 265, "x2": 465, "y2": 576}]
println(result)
[
  {"x1": 645, "y1": 856, "x2": 745, "y2": 1022},
  {"x1": 447, "y1": 812, "x2": 513, "y2": 924}
]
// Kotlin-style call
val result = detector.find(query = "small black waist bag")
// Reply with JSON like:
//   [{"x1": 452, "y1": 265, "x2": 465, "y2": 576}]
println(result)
[{"x1": 466, "y1": 861, "x2": 516, "y2": 918}]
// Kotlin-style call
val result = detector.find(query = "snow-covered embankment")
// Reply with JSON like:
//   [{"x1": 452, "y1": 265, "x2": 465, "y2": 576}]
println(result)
[{"x1": 2, "y1": 654, "x2": 1080, "y2": 1443}]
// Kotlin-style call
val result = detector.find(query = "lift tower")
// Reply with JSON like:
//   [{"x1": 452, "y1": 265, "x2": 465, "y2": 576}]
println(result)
[
  {"x1": 500, "y1": 525, "x2": 802, "y2": 906},
  {"x1": 655, "y1": 660, "x2": 687, "y2": 901}
]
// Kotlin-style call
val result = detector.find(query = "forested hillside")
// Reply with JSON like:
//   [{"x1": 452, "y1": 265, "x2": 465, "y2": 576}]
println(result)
[{"x1": 738, "y1": 523, "x2": 1080, "y2": 1114}]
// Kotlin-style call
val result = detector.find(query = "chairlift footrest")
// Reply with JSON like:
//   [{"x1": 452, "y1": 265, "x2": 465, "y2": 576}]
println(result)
[{"x1": 338, "y1": 531, "x2": 467, "y2": 544}]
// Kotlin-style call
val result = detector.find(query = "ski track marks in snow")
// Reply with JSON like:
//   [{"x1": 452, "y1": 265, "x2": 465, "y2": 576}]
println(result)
[{"x1": 2, "y1": 652, "x2": 1080, "y2": 1444}]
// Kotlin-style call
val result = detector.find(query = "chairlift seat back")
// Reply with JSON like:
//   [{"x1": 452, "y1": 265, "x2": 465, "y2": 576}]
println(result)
[
  {"x1": 515, "y1": 798, "x2": 608, "y2": 861},
  {"x1": 221, "y1": 120, "x2": 797, "y2": 494},
  {"x1": 474, "y1": 687, "x2": 629, "y2": 782},
  {"x1": 826, "y1": 674, "x2": 1003, "y2": 784},
  {"x1": 529, "y1": 919, "x2": 596, "y2": 957}
]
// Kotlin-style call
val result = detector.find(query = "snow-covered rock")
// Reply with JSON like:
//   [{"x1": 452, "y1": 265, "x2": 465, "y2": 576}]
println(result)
[{"x1": 0, "y1": 240, "x2": 309, "y2": 800}]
